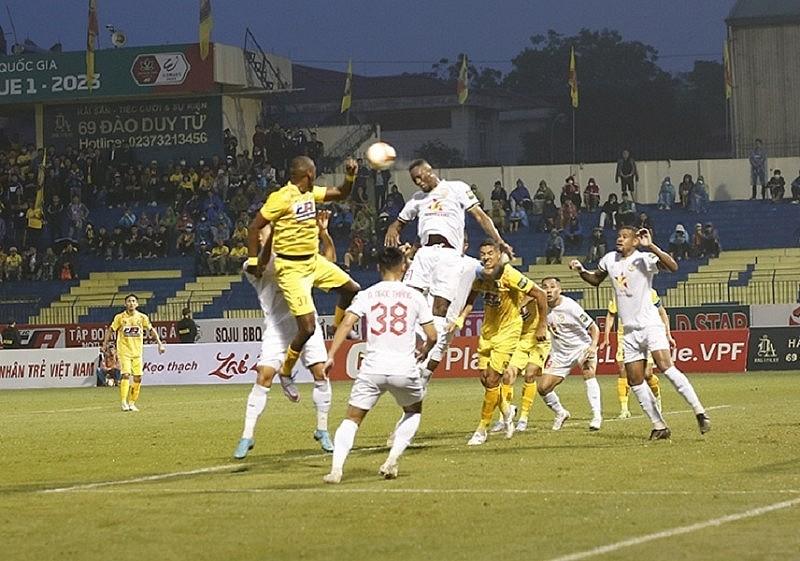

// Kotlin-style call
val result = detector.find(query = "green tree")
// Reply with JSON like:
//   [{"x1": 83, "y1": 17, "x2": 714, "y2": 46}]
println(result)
[
  {"x1": 431, "y1": 54, "x2": 503, "y2": 89},
  {"x1": 414, "y1": 140, "x2": 464, "y2": 168}
]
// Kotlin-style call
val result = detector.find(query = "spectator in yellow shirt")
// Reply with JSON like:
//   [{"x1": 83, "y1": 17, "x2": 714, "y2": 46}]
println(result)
[
  {"x1": 208, "y1": 239, "x2": 230, "y2": 275},
  {"x1": 4, "y1": 247, "x2": 22, "y2": 280},
  {"x1": 228, "y1": 240, "x2": 248, "y2": 273}
]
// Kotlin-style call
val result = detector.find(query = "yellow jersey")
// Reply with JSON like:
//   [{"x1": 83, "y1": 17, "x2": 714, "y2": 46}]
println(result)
[
  {"x1": 608, "y1": 289, "x2": 661, "y2": 338},
  {"x1": 260, "y1": 182, "x2": 327, "y2": 257},
  {"x1": 110, "y1": 310, "x2": 152, "y2": 358},
  {"x1": 473, "y1": 264, "x2": 532, "y2": 335}
]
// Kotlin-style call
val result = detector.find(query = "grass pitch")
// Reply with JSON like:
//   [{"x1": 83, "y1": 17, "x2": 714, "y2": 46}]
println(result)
[{"x1": 2, "y1": 373, "x2": 799, "y2": 561}]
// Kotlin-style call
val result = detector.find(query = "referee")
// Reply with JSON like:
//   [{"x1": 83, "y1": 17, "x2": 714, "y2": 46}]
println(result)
[{"x1": 176, "y1": 307, "x2": 198, "y2": 344}]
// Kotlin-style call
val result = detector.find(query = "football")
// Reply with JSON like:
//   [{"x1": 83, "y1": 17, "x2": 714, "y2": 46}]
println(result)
[{"x1": 365, "y1": 141, "x2": 397, "y2": 170}]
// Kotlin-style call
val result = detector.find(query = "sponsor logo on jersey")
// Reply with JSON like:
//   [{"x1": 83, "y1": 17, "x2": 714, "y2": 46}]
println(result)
[{"x1": 293, "y1": 200, "x2": 316, "y2": 221}]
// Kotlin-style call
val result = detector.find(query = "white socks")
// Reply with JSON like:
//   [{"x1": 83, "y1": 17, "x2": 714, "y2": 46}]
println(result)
[
  {"x1": 387, "y1": 412, "x2": 421, "y2": 464},
  {"x1": 663, "y1": 366, "x2": 705, "y2": 415},
  {"x1": 312, "y1": 379, "x2": 332, "y2": 431},
  {"x1": 543, "y1": 391, "x2": 565, "y2": 415},
  {"x1": 331, "y1": 419, "x2": 359, "y2": 473},
  {"x1": 584, "y1": 378, "x2": 602, "y2": 419},
  {"x1": 630, "y1": 382, "x2": 666, "y2": 429},
  {"x1": 242, "y1": 384, "x2": 270, "y2": 439}
]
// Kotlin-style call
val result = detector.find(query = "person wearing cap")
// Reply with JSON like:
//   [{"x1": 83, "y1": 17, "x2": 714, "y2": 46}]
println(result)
[
  {"x1": 1, "y1": 319, "x2": 21, "y2": 349},
  {"x1": 668, "y1": 224, "x2": 690, "y2": 261},
  {"x1": 657, "y1": 177, "x2": 675, "y2": 210},
  {"x1": 176, "y1": 308, "x2": 198, "y2": 344}
]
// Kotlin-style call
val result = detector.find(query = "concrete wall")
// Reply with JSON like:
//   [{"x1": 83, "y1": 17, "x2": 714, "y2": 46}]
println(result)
[{"x1": 322, "y1": 155, "x2": 800, "y2": 204}]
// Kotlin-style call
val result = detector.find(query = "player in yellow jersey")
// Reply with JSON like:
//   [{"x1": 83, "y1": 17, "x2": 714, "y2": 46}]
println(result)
[
  {"x1": 601, "y1": 289, "x2": 673, "y2": 418},
  {"x1": 458, "y1": 240, "x2": 547, "y2": 446},
  {"x1": 488, "y1": 303, "x2": 551, "y2": 433},
  {"x1": 102, "y1": 294, "x2": 166, "y2": 411},
  {"x1": 246, "y1": 156, "x2": 361, "y2": 382}
]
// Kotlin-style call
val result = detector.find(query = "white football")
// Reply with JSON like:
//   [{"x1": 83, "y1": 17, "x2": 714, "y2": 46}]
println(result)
[{"x1": 365, "y1": 142, "x2": 396, "y2": 170}]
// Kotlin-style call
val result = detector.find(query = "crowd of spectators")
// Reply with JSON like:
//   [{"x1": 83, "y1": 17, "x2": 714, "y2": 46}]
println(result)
[{"x1": 0, "y1": 123, "x2": 328, "y2": 281}]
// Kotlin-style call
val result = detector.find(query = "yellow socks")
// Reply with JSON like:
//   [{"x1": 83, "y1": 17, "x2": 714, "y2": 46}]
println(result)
[
  {"x1": 617, "y1": 377, "x2": 629, "y2": 411},
  {"x1": 334, "y1": 306, "x2": 346, "y2": 327},
  {"x1": 647, "y1": 373, "x2": 661, "y2": 397},
  {"x1": 520, "y1": 381, "x2": 537, "y2": 419},
  {"x1": 129, "y1": 381, "x2": 141, "y2": 403},
  {"x1": 502, "y1": 384, "x2": 514, "y2": 408},
  {"x1": 119, "y1": 378, "x2": 130, "y2": 404},
  {"x1": 281, "y1": 347, "x2": 301, "y2": 377},
  {"x1": 478, "y1": 386, "x2": 501, "y2": 430}
]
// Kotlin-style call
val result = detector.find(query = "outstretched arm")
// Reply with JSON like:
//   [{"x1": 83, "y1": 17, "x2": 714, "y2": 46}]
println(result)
[
  {"x1": 384, "y1": 219, "x2": 406, "y2": 247},
  {"x1": 569, "y1": 259, "x2": 608, "y2": 287},
  {"x1": 638, "y1": 228, "x2": 678, "y2": 272},
  {"x1": 322, "y1": 158, "x2": 358, "y2": 201},
  {"x1": 468, "y1": 205, "x2": 514, "y2": 256},
  {"x1": 325, "y1": 312, "x2": 360, "y2": 373}
]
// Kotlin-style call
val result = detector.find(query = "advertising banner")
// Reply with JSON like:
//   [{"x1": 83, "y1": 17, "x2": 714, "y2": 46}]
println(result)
[
  {"x1": 194, "y1": 316, "x2": 364, "y2": 344},
  {"x1": 43, "y1": 96, "x2": 222, "y2": 161},
  {"x1": 747, "y1": 328, "x2": 800, "y2": 371},
  {"x1": 590, "y1": 305, "x2": 749, "y2": 331},
  {"x1": 0, "y1": 43, "x2": 215, "y2": 104},
  {"x1": 750, "y1": 304, "x2": 800, "y2": 328},
  {"x1": 7, "y1": 322, "x2": 179, "y2": 349},
  {"x1": 0, "y1": 347, "x2": 98, "y2": 389}
]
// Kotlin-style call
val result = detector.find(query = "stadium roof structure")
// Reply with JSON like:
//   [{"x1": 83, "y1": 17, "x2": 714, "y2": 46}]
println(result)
[
  {"x1": 290, "y1": 64, "x2": 549, "y2": 109},
  {"x1": 726, "y1": 0, "x2": 800, "y2": 26}
]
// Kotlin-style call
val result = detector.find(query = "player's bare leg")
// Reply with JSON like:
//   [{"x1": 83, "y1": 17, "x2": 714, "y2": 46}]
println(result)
[
  {"x1": 651, "y1": 349, "x2": 710, "y2": 434},
  {"x1": 625, "y1": 359, "x2": 670, "y2": 439},
  {"x1": 333, "y1": 279, "x2": 361, "y2": 327},
  {"x1": 517, "y1": 363, "x2": 541, "y2": 431},
  {"x1": 537, "y1": 374, "x2": 570, "y2": 430},
  {"x1": 283, "y1": 313, "x2": 317, "y2": 377},
  {"x1": 325, "y1": 405, "x2": 369, "y2": 484}
]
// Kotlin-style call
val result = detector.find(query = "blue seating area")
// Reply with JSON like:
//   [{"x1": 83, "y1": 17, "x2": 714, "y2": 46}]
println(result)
[{"x1": 2, "y1": 198, "x2": 798, "y2": 322}]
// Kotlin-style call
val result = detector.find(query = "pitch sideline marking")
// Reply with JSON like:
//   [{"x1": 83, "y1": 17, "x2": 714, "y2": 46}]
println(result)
[
  {"x1": 543, "y1": 497, "x2": 800, "y2": 561},
  {"x1": 63, "y1": 488, "x2": 800, "y2": 496},
  {"x1": 604, "y1": 403, "x2": 731, "y2": 423}
]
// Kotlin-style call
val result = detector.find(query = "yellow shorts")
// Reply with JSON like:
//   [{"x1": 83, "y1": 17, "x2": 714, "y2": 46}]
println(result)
[
  {"x1": 510, "y1": 337, "x2": 551, "y2": 371},
  {"x1": 274, "y1": 253, "x2": 352, "y2": 316},
  {"x1": 119, "y1": 355, "x2": 143, "y2": 376},
  {"x1": 477, "y1": 331, "x2": 519, "y2": 373}
]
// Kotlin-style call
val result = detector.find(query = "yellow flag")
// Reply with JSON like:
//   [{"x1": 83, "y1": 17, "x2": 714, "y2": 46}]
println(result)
[
  {"x1": 568, "y1": 46, "x2": 578, "y2": 109},
  {"x1": 457, "y1": 55, "x2": 469, "y2": 104},
  {"x1": 723, "y1": 39, "x2": 733, "y2": 100},
  {"x1": 199, "y1": 0, "x2": 213, "y2": 61},
  {"x1": 341, "y1": 59, "x2": 353, "y2": 113},
  {"x1": 86, "y1": 0, "x2": 98, "y2": 91}
]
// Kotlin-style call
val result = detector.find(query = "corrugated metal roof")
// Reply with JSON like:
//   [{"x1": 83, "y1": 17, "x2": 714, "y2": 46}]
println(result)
[{"x1": 727, "y1": 0, "x2": 800, "y2": 26}]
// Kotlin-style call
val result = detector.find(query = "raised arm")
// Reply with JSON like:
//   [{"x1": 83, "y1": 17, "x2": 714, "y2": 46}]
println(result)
[
  {"x1": 384, "y1": 218, "x2": 407, "y2": 247},
  {"x1": 638, "y1": 229, "x2": 678, "y2": 273},
  {"x1": 317, "y1": 209, "x2": 336, "y2": 263},
  {"x1": 569, "y1": 259, "x2": 608, "y2": 287},
  {"x1": 468, "y1": 205, "x2": 513, "y2": 256},
  {"x1": 322, "y1": 158, "x2": 358, "y2": 201}
]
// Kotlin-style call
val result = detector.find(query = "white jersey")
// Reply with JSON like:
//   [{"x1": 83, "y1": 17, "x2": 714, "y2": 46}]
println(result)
[
  {"x1": 547, "y1": 296, "x2": 594, "y2": 356},
  {"x1": 446, "y1": 255, "x2": 483, "y2": 322},
  {"x1": 347, "y1": 280, "x2": 433, "y2": 376},
  {"x1": 598, "y1": 250, "x2": 662, "y2": 331},
  {"x1": 398, "y1": 179, "x2": 479, "y2": 249},
  {"x1": 243, "y1": 260, "x2": 294, "y2": 329}
]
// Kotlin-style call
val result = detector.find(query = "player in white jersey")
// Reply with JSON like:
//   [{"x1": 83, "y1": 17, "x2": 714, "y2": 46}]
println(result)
[
  {"x1": 233, "y1": 211, "x2": 335, "y2": 459},
  {"x1": 385, "y1": 159, "x2": 512, "y2": 382},
  {"x1": 570, "y1": 225, "x2": 711, "y2": 440},
  {"x1": 537, "y1": 277, "x2": 603, "y2": 431},
  {"x1": 323, "y1": 247, "x2": 437, "y2": 483}
]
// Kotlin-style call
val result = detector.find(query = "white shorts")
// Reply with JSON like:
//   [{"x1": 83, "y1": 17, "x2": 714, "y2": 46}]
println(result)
[
  {"x1": 622, "y1": 325, "x2": 669, "y2": 364},
  {"x1": 544, "y1": 346, "x2": 594, "y2": 378},
  {"x1": 348, "y1": 372, "x2": 425, "y2": 410},
  {"x1": 404, "y1": 245, "x2": 463, "y2": 301},
  {"x1": 258, "y1": 319, "x2": 327, "y2": 370}
]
